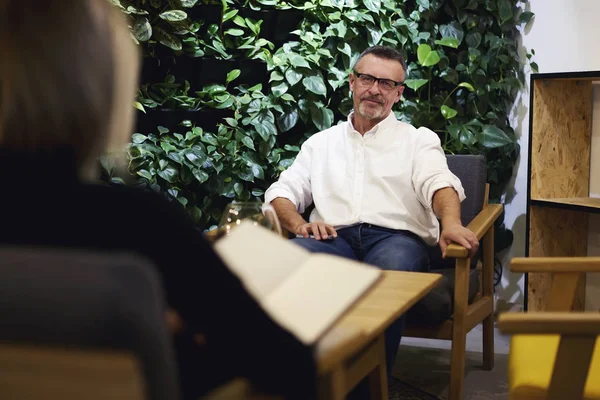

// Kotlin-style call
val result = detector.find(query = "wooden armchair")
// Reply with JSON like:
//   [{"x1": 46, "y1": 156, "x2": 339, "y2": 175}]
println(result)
[
  {"x1": 498, "y1": 257, "x2": 600, "y2": 400},
  {"x1": 403, "y1": 155, "x2": 503, "y2": 400}
]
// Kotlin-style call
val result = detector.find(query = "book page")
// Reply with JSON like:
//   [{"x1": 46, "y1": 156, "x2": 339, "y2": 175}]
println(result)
[
  {"x1": 213, "y1": 221, "x2": 310, "y2": 301},
  {"x1": 261, "y1": 253, "x2": 382, "y2": 345}
]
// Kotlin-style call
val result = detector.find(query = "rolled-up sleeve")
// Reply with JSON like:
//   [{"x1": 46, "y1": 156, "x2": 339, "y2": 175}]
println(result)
[
  {"x1": 264, "y1": 140, "x2": 314, "y2": 214},
  {"x1": 412, "y1": 127, "x2": 465, "y2": 211}
]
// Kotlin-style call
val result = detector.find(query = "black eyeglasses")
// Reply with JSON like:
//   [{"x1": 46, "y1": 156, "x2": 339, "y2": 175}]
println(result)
[{"x1": 353, "y1": 71, "x2": 403, "y2": 92}]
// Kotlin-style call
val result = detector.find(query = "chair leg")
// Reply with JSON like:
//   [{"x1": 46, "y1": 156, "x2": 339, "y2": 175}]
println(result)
[
  {"x1": 449, "y1": 331, "x2": 466, "y2": 400},
  {"x1": 482, "y1": 314, "x2": 494, "y2": 371},
  {"x1": 449, "y1": 258, "x2": 470, "y2": 400},
  {"x1": 482, "y1": 227, "x2": 495, "y2": 371}
]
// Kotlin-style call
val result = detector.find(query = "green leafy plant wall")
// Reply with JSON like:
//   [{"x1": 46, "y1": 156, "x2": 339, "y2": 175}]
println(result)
[{"x1": 108, "y1": 0, "x2": 535, "y2": 250}]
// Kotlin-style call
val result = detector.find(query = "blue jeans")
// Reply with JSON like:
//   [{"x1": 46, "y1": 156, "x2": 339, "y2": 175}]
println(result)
[{"x1": 292, "y1": 223, "x2": 430, "y2": 375}]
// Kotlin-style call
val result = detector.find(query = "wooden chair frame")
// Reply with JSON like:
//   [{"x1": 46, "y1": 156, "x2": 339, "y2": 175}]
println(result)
[
  {"x1": 499, "y1": 257, "x2": 600, "y2": 400},
  {"x1": 404, "y1": 184, "x2": 503, "y2": 400}
]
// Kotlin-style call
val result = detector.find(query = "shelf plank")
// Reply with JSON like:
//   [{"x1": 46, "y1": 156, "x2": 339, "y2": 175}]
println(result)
[
  {"x1": 528, "y1": 207, "x2": 588, "y2": 311},
  {"x1": 530, "y1": 79, "x2": 592, "y2": 200},
  {"x1": 531, "y1": 197, "x2": 600, "y2": 213}
]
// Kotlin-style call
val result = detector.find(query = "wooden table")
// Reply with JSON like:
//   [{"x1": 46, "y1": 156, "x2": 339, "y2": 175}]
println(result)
[{"x1": 313, "y1": 270, "x2": 442, "y2": 400}]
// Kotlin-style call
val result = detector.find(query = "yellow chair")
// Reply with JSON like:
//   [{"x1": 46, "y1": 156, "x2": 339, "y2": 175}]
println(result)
[{"x1": 498, "y1": 257, "x2": 600, "y2": 400}]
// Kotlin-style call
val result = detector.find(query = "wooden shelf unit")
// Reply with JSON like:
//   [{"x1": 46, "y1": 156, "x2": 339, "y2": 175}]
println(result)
[{"x1": 525, "y1": 71, "x2": 600, "y2": 311}]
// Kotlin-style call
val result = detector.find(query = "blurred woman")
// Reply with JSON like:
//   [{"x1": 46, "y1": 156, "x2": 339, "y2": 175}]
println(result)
[{"x1": 0, "y1": 0, "x2": 316, "y2": 398}]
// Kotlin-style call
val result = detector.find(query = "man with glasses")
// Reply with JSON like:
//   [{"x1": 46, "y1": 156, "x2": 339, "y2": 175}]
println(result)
[{"x1": 265, "y1": 45, "x2": 478, "y2": 377}]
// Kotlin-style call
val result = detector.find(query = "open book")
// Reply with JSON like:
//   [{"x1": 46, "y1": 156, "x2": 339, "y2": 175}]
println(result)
[{"x1": 213, "y1": 221, "x2": 382, "y2": 345}]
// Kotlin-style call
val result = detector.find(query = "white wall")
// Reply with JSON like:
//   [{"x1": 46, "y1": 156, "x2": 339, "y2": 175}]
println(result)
[{"x1": 500, "y1": 0, "x2": 600, "y2": 308}]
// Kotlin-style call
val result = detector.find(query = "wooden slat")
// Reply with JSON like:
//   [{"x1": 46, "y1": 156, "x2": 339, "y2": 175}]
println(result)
[
  {"x1": 530, "y1": 79, "x2": 591, "y2": 200},
  {"x1": 498, "y1": 312, "x2": 600, "y2": 334},
  {"x1": 343, "y1": 339, "x2": 381, "y2": 394},
  {"x1": 528, "y1": 206, "x2": 588, "y2": 311},
  {"x1": 547, "y1": 272, "x2": 584, "y2": 311},
  {"x1": 532, "y1": 197, "x2": 600, "y2": 209},
  {"x1": 482, "y1": 228, "x2": 494, "y2": 370},
  {"x1": 446, "y1": 204, "x2": 503, "y2": 258},
  {"x1": 465, "y1": 296, "x2": 494, "y2": 332},
  {"x1": 403, "y1": 321, "x2": 453, "y2": 340},
  {"x1": 404, "y1": 297, "x2": 493, "y2": 340},
  {"x1": 449, "y1": 257, "x2": 470, "y2": 400},
  {"x1": 511, "y1": 257, "x2": 600, "y2": 272},
  {"x1": 367, "y1": 336, "x2": 388, "y2": 400},
  {"x1": 549, "y1": 336, "x2": 596, "y2": 400}
]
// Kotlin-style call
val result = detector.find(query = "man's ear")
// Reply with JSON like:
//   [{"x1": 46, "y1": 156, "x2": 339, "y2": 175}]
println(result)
[{"x1": 394, "y1": 85, "x2": 405, "y2": 103}]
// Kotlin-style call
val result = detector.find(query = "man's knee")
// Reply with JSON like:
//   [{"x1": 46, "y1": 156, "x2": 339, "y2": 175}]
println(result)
[{"x1": 365, "y1": 238, "x2": 430, "y2": 272}]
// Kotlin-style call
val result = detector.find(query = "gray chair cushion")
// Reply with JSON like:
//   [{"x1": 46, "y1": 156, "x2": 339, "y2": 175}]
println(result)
[
  {"x1": 408, "y1": 154, "x2": 487, "y2": 324},
  {"x1": 407, "y1": 268, "x2": 480, "y2": 325},
  {"x1": 0, "y1": 248, "x2": 180, "y2": 400}
]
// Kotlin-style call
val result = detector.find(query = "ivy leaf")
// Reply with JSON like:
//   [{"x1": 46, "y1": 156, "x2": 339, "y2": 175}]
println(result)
[
  {"x1": 225, "y1": 29, "x2": 245, "y2": 36},
  {"x1": 132, "y1": 17, "x2": 152, "y2": 42},
  {"x1": 434, "y1": 37, "x2": 459, "y2": 48},
  {"x1": 157, "y1": 166, "x2": 178, "y2": 183},
  {"x1": 458, "y1": 82, "x2": 475, "y2": 92},
  {"x1": 154, "y1": 28, "x2": 182, "y2": 50},
  {"x1": 233, "y1": 182, "x2": 244, "y2": 198},
  {"x1": 439, "y1": 22, "x2": 464, "y2": 45},
  {"x1": 131, "y1": 133, "x2": 148, "y2": 144},
  {"x1": 289, "y1": 53, "x2": 310, "y2": 68},
  {"x1": 310, "y1": 106, "x2": 334, "y2": 131},
  {"x1": 497, "y1": 0, "x2": 513, "y2": 24},
  {"x1": 242, "y1": 136, "x2": 255, "y2": 150},
  {"x1": 480, "y1": 125, "x2": 513, "y2": 148},
  {"x1": 223, "y1": 9, "x2": 238, "y2": 22},
  {"x1": 184, "y1": 147, "x2": 207, "y2": 167},
  {"x1": 367, "y1": 25, "x2": 383, "y2": 46},
  {"x1": 159, "y1": 10, "x2": 188, "y2": 22},
  {"x1": 519, "y1": 11, "x2": 534, "y2": 24},
  {"x1": 160, "y1": 142, "x2": 177, "y2": 153},
  {"x1": 180, "y1": 0, "x2": 199, "y2": 7},
  {"x1": 302, "y1": 76, "x2": 327, "y2": 96},
  {"x1": 133, "y1": 101, "x2": 146, "y2": 113},
  {"x1": 447, "y1": 125, "x2": 460, "y2": 140},
  {"x1": 404, "y1": 79, "x2": 428, "y2": 91},
  {"x1": 253, "y1": 120, "x2": 277, "y2": 141},
  {"x1": 441, "y1": 105, "x2": 458, "y2": 119},
  {"x1": 417, "y1": 44, "x2": 441, "y2": 67},
  {"x1": 226, "y1": 69, "x2": 241, "y2": 84},
  {"x1": 416, "y1": 0, "x2": 430, "y2": 8},
  {"x1": 272, "y1": 81, "x2": 289, "y2": 97},
  {"x1": 465, "y1": 31, "x2": 482, "y2": 48},
  {"x1": 285, "y1": 69, "x2": 303, "y2": 86},
  {"x1": 276, "y1": 109, "x2": 299, "y2": 132},
  {"x1": 193, "y1": 168, "x2": 209, "y2": 183},
  {"x1": 137, "y1": 170, "x2": 154, "y2": 181},
  {"x1": 330, "y1": 0, "x2": 344, "y2": 10},
  {"x1": 251, "y1": 164, "x2": 265, "y2": 179},
  {"x1": 363, "y1": 0, "x2": 381, "y2": 14}
]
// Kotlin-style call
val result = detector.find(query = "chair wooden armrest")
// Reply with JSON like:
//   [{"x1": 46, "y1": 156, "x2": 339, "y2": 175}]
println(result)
[
  {"x1": 498, "y1": 311, "x2": 600, "y2": 400},
  {"x1": 445, "y1": 203, "x2": 503, "y2": 259},
  {"x1": 510, "y1": 257, "x2": 600, "y2": 273},
  {"x1": 498, "y1": 312, "x2": 600, "y2": 335}
]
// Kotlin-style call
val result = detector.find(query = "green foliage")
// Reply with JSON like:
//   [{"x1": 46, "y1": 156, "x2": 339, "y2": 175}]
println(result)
[{"x1": 107, "y1": 0, "x2": 535, "y2": 240}]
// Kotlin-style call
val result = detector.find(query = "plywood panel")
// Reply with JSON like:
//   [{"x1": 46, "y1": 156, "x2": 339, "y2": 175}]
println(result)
[
  {"x1": 531, "y1": 79, "x2": 592, "y2": 199},
  {"x1": 528, "y1": 206, "x2": 588, "y2": 311}
]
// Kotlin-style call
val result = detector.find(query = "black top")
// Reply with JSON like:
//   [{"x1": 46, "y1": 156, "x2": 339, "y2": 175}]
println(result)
[{"x1": 0, "y1": 149, "x2": 316, "y2": 399}]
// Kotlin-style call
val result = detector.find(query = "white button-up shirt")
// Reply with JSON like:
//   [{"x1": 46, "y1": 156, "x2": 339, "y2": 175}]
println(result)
[{"x1": 264, "y1": 112, "x2": 465, "y2": 245}]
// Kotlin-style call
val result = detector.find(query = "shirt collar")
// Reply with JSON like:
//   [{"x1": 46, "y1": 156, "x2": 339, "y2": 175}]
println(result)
[{"x1": 346, "y1": 111, "x2": 398, "y2": 137}]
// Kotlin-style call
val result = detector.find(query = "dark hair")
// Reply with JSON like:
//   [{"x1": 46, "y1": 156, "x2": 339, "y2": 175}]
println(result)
[
  {"x1": 354, "y1": 46, "x2": 407, "y2": 73},
  {"x1": 0, "y1": 0, "x2": 138, "y2": 169}
]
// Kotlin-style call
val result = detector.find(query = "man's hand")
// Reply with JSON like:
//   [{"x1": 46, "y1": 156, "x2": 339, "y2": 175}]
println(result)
[
  {"x1": 295, "y1": 222, "x2": 337, "y2": 240},
  {"x1": 439, "y1": 223, "x2": 479, "y2": 259}
]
